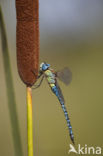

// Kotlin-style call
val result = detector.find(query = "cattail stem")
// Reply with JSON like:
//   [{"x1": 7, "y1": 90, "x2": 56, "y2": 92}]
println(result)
[{"x1": 27, "y1": 87, "x2": 33, "y2": 156}]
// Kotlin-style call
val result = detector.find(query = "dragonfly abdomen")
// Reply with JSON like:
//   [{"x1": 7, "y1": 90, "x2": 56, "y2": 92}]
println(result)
[{"x1": 52, "y1": 85, "x2": 74, "y2": 144}]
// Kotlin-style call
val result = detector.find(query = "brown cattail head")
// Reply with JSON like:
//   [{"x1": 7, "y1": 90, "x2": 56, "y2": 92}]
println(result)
[{"x1": 16, "y1": 0, "x2": 39, "y2": 87}]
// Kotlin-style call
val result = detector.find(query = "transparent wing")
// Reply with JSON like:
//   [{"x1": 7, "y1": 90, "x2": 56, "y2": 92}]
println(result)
[
  {"x1": 55, "y1": 80, "x2": 65, "y2": 103},
  {"x1": 56, "y1": 67, "x2": 72, "y2": 85}
]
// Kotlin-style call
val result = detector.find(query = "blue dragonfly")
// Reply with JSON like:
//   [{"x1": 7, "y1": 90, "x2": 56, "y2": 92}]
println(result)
[{"x1": 33, "y1": 62, "x2": 75, "y2": 144}]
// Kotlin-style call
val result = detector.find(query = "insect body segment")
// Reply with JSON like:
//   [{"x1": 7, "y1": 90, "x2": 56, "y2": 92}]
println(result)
[
  {"x1": 52, "y1": 85, "x2": 74, "y2": 144},
  {"x1": 45, "y1": 70, "x2": 56, "y2": 86},
  {"x1": 34, "y1": 62, "x2": 74, "y2": 144}
]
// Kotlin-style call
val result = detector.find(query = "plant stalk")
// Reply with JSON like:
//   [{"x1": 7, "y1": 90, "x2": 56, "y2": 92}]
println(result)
[{"x1": 27, "y1": 87, "x2": 33, "y2": 156}]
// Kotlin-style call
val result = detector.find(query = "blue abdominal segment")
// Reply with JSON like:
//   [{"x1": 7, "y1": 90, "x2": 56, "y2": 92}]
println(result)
[{"x1": 52, "y1": 85, "x2": 74, "y2": 144}]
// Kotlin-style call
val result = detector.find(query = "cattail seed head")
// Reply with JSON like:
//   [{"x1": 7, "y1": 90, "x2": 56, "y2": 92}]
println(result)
[{"x1": 16, "y1": 0, "x2": 39, "y2": 86}]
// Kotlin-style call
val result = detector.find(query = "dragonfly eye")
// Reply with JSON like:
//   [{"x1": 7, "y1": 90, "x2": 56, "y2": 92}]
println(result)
[
  {"x1": 46, "y1": 63, "x2": 50, "y2": 68},
  {"x1": 40, "y1": 62, "x2": 50, "y2": 71},
  {"x1": 42, "y1": 64, "x2": 47, "y2": 71}
]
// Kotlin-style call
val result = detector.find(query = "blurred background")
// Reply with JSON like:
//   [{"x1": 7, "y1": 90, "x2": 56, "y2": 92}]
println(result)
[{"x1": 0, "y1": 0, "x2": 103, "y2": 156}]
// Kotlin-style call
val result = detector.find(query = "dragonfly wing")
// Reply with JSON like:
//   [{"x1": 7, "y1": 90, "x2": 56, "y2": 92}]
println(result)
[
  {"x1": 55, "y1": 80, "x2": 65, "y2": 103},
  {"x1": 56, "y1": 67, "x2": 72, "y2": 85}
]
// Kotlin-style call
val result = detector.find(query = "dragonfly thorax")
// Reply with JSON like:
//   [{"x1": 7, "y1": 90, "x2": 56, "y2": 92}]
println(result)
[{"x1": 44, "y1": 70, "x2": 55, "y2": 84}]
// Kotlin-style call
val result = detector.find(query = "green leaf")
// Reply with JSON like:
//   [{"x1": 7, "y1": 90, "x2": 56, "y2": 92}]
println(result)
[{"x1": 0, "y1": 6, "x2": 23, "y2": 156}]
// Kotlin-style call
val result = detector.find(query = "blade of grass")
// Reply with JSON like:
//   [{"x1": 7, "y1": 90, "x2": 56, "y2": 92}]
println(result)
[
  {"x1": 0, "y1": 6, "x2": 23, "y2": 156},
  {"x1": 27, "y1": 87, "x2": 33, "y2": 156}
]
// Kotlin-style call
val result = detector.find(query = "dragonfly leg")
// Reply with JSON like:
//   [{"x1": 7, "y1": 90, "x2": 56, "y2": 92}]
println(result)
[
  {"x1": 31, "y1": 70, "x2": 43, "y2": 79},
  {"x1": 32, "y1": 75, "x2": 44, "y2": 89}
]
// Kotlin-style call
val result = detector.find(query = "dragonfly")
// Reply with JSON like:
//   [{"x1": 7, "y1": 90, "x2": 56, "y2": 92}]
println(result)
[{"x1": 33, "y1": 62, "x2": 75, "y2": 144}]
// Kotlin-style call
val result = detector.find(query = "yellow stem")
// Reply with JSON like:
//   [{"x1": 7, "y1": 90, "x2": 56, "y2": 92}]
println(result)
[{"x1": 27, "y1": 87, "x2": 33, "y2": 156}]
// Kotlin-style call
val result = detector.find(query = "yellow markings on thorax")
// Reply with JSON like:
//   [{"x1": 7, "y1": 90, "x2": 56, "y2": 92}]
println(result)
[
  {"x1": 50, "y1": 83, "x2": 55, "y2": 87},
  {"x1": 44, "y1": 69, "x2": 55, "y2": 86},
  {"x1": 44, "y1": 69, "x2": 52, "y2": 76}
]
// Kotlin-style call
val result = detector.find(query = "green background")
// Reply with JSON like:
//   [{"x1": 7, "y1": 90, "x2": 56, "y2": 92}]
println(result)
[{"x1": 0, "y1": 1, "x2": 103, "y2": 156}]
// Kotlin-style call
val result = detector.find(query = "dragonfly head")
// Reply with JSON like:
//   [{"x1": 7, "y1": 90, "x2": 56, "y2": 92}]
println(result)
[{"x1": 40, "y1": 62, "x2": 50, "y2": 71}]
